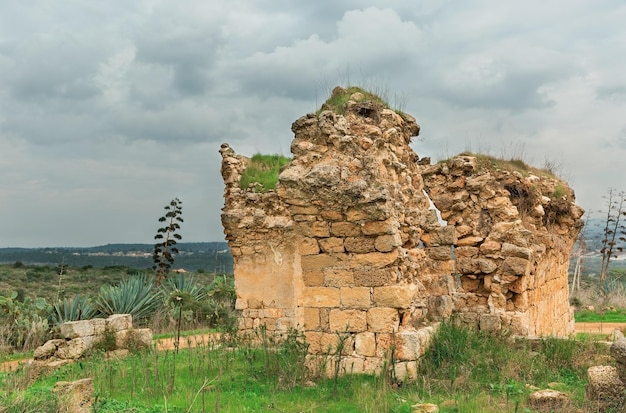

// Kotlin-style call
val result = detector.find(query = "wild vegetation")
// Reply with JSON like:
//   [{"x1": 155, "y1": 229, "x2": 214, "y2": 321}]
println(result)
[
  {"x1": 238, "y1": 153, "x2": 291, "y2": 192},
  {"x1": 0, "y1": 320, "x2": 617, "y2": 412}
]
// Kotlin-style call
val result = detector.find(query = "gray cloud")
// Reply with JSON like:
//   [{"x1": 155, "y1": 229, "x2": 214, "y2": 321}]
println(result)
[{"x1": 1, "y1": 1, "x2": 625, "y2": 247}]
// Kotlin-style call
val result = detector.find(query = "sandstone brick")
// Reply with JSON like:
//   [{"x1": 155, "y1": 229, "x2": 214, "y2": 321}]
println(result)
[
  {"x1": 479, "y1": 314, "x2": 502, "y2": 332},
  {"x1": 301, "y1": 253, "x2": 349, "y2": 270},
  {"x1": 344, "y1": 236, "x2": 376, "y2": 253},
  {"x1": 60, "y1": 320, "x2": 98, "y2": 339},
  {"x1": 324, "y1": 269, "x2": 353, "y2": 287},
  {"x1": 457, "y1": 236, "x2": 484, "y2": 246},
  {"x1": 394, "y1": 361, "x2": 418, "y2": 382},
  {"x1": 350, "y1": 250, "x2": 398, "y2": 268},
  {"x1": 311, "y1": 221, "x2": 330, "y2": 237},
  {"x1": 480, "y1": 240, "x2": 502, "y2": 254},
  {"x1": 329, "y1": 309, "x2": 367, "y2": 332},
  {"x1": 319, "y1": 237, "x2": 345, "y2": 253},
  {"x1": 331, "y1": 222, "x2": 361, "y2": 237},
  {"x1": 303, "y1": 269, "x2": 324, "y2": 287},
  {"x1": 346, "y1": 208, "x2": 369, "y2": 222},
  {"x1": 354, "y1": 269, "x2": 391, "y2": 286},
  {"x1": 502, "y1": 257, "x2": 530, "y2": 276},
  {"x1": 395, "y1": 331, "x2": 421, "y2": 361},
  {"x1": 321, "y1": 210, "x2": 344, "y2": 221},
  {"x1": 355, "y1": 332, "x2": 376, "y2": 357},
  {"x1": 107, "y1": 314, "x2": 132, "y2": 333},
  {"x1": 340, "y1": 287, "x2": 371, "y2": 308},
  {"x1": 373, "y1": 285, "x2": 415, "y2": 308},
  {"x1": 375, "y1": 332, "x2": 393, "y2": 357},
  {"x1": 302, "y1": 287, "x2": 340, "y2": 307},
  {"x1": 374, "y1": 234, "x2": 402, "y2": 252},
  {"x1": 299, "y1": 237, "x2": 320, "y2": 255},
  {"x1": 454, "y1": 246, "x2": 478, "y2": 258},
  {"x1": 290, "y1": 205, "x2": 319, "y2": 215},
  {"x1": 304, "y1": 307, "x2": 320, "y2": 330},
  {"x1": 502, "y1": 243, "x2": 532, "y2": 260},
  {"x1": 305, "y1": 331, "x2": 323, "y2": 353},
  {"x1": 362, "y1": 220, "x2": 397, "y2": 235},
  {"x1": 367, "y1": 308, "x2": 399, "y2": 333},
  {"x1": 426, "y1": 246, "x2": 452, "y2": 260}
]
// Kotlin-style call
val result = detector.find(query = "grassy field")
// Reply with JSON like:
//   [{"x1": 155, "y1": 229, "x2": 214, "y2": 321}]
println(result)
[{"x1": 0, "y1": 322, "x2": 617, "y2": 412}]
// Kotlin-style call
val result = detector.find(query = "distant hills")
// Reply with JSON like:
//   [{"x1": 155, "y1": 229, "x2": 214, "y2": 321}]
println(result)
[{"x1": 0, "y1": 242, "x2": 233, "y2": 273}]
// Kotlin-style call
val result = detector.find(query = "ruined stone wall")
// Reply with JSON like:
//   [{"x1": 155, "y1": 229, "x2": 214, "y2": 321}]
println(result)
[
  {"x1": 422, "y1": 157, "x2": 583, "y2": 336},
  {"x1": 220, "y1": 87, "x2": 583, "y2": 377}
]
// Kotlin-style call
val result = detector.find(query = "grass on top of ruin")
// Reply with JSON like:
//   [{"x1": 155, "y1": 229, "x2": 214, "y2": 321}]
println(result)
[
  {"x1": 238, "y1": 153, "x2": 291, "y2": 192},
  {"x1": 448, "y1": 152, "x2": 562, "y2": 182},
  {"x1": 0, "y1": 321, "x2": 616, "y2": 412}
]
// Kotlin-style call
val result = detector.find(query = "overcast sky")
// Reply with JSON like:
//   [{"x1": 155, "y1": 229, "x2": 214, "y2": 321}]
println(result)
[{"x1": 1, "y1": 1, "x2": 625, "y2": 248}]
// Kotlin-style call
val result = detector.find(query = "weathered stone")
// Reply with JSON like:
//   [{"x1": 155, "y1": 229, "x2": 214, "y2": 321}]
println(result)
[
  {"x1": 373, "y1": 285, "x2": 415, "y2": 308},
  {"x1": 299, "y1": 237, "x2": 320, "y2": 255},
  {"x1": 374, "y1": 234, "x2": 402, "y2": 252},
  {"x1": 610, "y1": 338, "x2": 626, "y2": 365},
  {"x1": 353, "y1": 269, "x2": 390, "y2": 287},
  {"x1": 302, "y1": 287, "x2": 340, "y2": 307},
  {"x1": 329, "y1": 309, "x2": 367, "y2": 332},
  {"x1": 331, "y1": 222, "x2": 361, "y2": 237},
  {"x1": 34, "y1": 339, "x2": 64, "y2": 360},
  {"x1": 527, "y1": 389, "x2": 569, "y2": 412},
  {"x1": 586, "y1": 365, "x2": 625, "y2": 405},
  {"x1": 344, "y1": 236, "x2": 376, "y2": 253},
  {"x1": 340, "y1": 287, "x2": 371, "y2": 308},
  {"x1": 479, "y1": 314, "x2": 502, "y2": 332},
  {"x1": 52, "y1": 378, "x2": 93, "y2": 413},
  {"x1": 132, "y1": 328, "x2": 153, "y2": 349},
  {"x1": 304, "y1": 308, "x2": 320, "y2": 330},
  {"x1": 106, "y1": 314, "x2": 132, "y2": 333},
  {"x1": 367, "y1": 307, "x2": 399, "y2": 333},
  {"x1": 319, "y1": 237, "x2": 345, "y2": 253}
]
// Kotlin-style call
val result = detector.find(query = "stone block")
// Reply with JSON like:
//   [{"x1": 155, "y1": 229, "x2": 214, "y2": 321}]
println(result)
[
  {"x1": 52, "y1": 378, "x2": 93, "y2": 413},
  {"x1": 426, "y1": 246, "x2": 452, "y2": 260},
  {"x1": 479, "y1": 314, "x2": 502, "y2": 332},
  {"x1": 303, "y1": 269, "x2": 324, "y2": 287},
  {"x1": 324, "y1": 269, "x2": 353, "y2": 287},
  {"x1": 586, "y1": 366, "x2": 625, "y2": 405},
  {"x1": 457, "y1": 236, "x2": 484, "y2": 247},
  {"x1": 367, "y1": 308, "x2": 399, "y2": 333},
  {"x1": 355, "y1": 332, "x2": 376, "y2": 357},
  {"x1": 329, "y1": 309, "x2": 366, "y2": 332},
  {"x1": 395, "y1": 332, "x2": 421, "y2": 361},
  {"x1": 107, "y1": 314, "x2": 132, "y2": 333},
  {"x1": 299, "y1": 237, "x2": 320, "y2": 255},
  {"x1": 302, "y1": 287, "x2": 340, "y2": 307},
  {"x1": 304, "y1": 307, "x2": 320, "y2": 330},
  {"x1": 611, "y1": 338, "x2": 626, "y2": 365},
  {"x1": 60, "y1": 320, "x2": 97, "y2": 339},
  {"x1": 502, "y1": 257, "x2": 530, "y2": 276},
  {"x1": 305, "y1": 331, "x2": 323, "y2": 354},
  {"x1": 374, "y1": 234, "x2": 402, "y2": 252},
  {"x1": 373, "y1": 285, "x2": 415, "y2": 308},
  {"x1": 115, "y1": 330, "x2": 131, "y2": 349},
  {"x1": 340, "y1": 287, "x2": 371, "y2": 308},
  {"x1": 34, "y1": 339, "x2": 65, "y2": 360},
  {"x1": 527, "y1": 390, "x2": 570, "y2": 412},
  {"x1": 502, "y1": 243, "x2": 532, "y2": 260},
  {"x1": 319, "y1": 237, "x2": 345, "y2": 253},
  {"x1": 57, "y1": 338, "x2": 87, "y2": 360},
  {"x1": 480, "y1": 240, "x2": 502, "y2": 254},
  {"x1": 394, "y1": 361, "x2": 418, "y2": 382},
  {"x1": 331, "y1": 222, "x2": 361, "y2": 237},
  {"x1": 132, "y1": 328, "x2": 153, "y2": 349},
  {"x1": 310, "y1": 221, "x2": 330, "y2": 237},
  {"x1": 301, "y1": 253, "x2": 348, "y2": 270},
  {"x1": 354, "y1": 269, "x2": 390, "y2": 287},
  {"x1": 350, "y1": 250, "x2": 398, "y2": 268},
  {"x1": 344, "y1": 237, "x2": 376, "y2": 253},
  {"x1": 321, "y1": 210, "x2": 344, "y2": 221},
  {"x1": 362, "y1": 220, "x2": 397, "y2": 235}
]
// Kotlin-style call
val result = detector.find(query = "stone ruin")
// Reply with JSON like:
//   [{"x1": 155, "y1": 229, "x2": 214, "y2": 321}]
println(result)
[
  {"x1": 32, "y1": 314, "x2": 152, "y2": 370},
  {"x1": 220, "y1": 86, "x2": 584, "y2": 378}
]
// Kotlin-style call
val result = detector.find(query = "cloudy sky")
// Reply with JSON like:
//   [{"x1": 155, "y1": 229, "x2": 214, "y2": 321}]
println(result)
[{"x1": 1, "y1": 1, "x2": 625, "y2": 248}]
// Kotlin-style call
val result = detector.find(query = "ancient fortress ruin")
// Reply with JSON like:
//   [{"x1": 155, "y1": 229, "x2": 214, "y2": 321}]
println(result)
[{"x1": 220, "y1": 87, "x2": 584, "y2": 377}]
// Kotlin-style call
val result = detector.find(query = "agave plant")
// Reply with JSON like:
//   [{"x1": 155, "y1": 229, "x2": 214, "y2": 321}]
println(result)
[
  {"x1": 95, "y1": 273, "x2": 163, "y2": 324},
  {"x1": 50, "y1": 294, "x2": 98, "y2": 326}
]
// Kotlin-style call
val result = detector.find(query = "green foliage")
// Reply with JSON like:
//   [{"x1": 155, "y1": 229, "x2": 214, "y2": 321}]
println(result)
[
  {"x1": 153, "y1": 198, "x2": 183, "y2": 285},
  {"x1": 95, "y1": 274, "x2": 162, "y2": 325},
  {"x1": 49, "y1": 293, "x2": 98, "y2": 326},
  {"x1": 238, "y1": 153, "x2": 290, "y2": 192},
  {"x1": 574, "y1": 307, "x2": 626, "y2": 322},
  {"x1": 552, "y1": 183, "x2": 566, "y2": 199},
  {"x1": 0, "y1": 292, "x2": 51, "y2": 350}
]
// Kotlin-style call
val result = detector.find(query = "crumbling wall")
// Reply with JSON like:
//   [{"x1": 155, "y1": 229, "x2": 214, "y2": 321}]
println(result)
[
  {"x1": 220, "y1": 86, "x2": 583, "y2": 377},
  {"x1": 421, "y1": 157, "x2": 583, "y2": 336}
]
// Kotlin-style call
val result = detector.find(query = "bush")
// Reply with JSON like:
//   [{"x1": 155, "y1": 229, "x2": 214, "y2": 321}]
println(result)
[{"x1": 239, "y1": 154, "x2": 290, "y2": 192}]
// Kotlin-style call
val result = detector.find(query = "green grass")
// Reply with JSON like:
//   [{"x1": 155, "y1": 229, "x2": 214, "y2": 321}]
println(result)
[
  {"x1": 0, "y1": 322, "x2": 614, "y2": 412},
  {"x1": 574, "y1": 308, "x2": 626, "y2": 322},
  {"x1": 238, "y1": 153, "x2": 291, "y2": 192},
  {"x1": 316, "y1": 86, "x2": 402, "y2": 116}
]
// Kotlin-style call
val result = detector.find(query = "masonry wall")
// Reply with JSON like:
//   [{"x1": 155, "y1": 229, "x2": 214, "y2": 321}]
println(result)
[{"x1": 220, "y1": 87, "x2": 583, "y2": 377}]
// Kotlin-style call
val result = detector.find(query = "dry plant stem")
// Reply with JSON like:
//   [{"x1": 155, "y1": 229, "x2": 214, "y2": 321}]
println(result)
[{"x1": 185, "y1": 376, "x2": 216, "y2": 413}]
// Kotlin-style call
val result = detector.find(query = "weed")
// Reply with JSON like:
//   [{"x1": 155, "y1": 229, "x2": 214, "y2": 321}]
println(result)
[{"x1": 238, "y1": 153, "x2": 290, "y2": 192}]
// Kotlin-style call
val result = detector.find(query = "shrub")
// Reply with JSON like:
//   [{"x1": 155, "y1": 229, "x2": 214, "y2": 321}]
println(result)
[
  {"x1": 95, "y1": 274, "x2": 162, "y2": 325},
  {"x1": 49, "y1": 293, "x2": 98, "y2": 326}
]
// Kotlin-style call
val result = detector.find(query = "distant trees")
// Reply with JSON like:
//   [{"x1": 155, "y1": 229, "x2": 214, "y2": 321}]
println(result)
[
  {"x1": 599, "y1": 189, "x2": 626, "y2": 281},
  {"x1": 153, "y1": 198, "x2": 183, "y2": 285}
]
